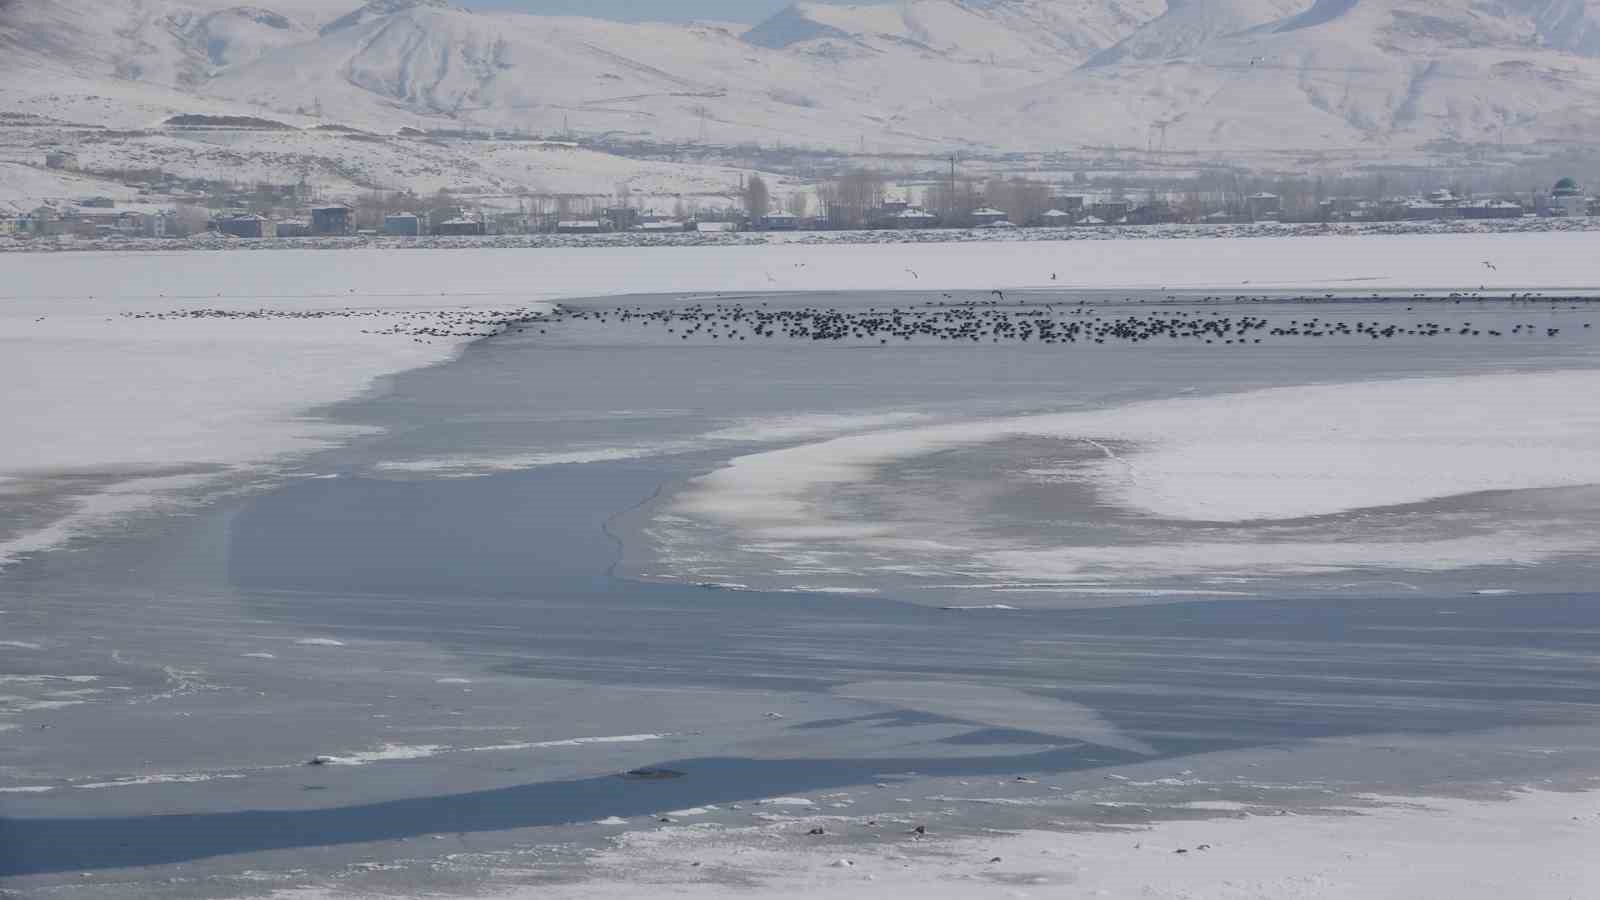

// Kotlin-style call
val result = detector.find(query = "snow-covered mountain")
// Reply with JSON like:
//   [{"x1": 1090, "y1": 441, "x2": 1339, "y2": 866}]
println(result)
[
  {"x1": 948, "y1": 0, "x2": 1600, "y2": 154},
  {"x1": 0, "y1": 0, "x2": 345, "y2": 86},
  {"x1": 744, "y1": 0, "x2": 1163, "y2": 63},
  {"x1": 6, "y1": 0, "x2": 1600, "y2": 187},
  {"x1": 1086, "y1": 0, "x2": 1309, "y2": 66}
]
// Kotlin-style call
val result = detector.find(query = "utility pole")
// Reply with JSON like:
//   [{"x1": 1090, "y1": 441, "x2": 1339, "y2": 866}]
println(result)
[{"x1": 949, "y1": 153, "x2": 957, "y2": 218}]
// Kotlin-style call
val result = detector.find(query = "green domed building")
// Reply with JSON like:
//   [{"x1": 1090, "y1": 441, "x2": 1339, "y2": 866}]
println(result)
[{"x1": 1551, "y1": 177, "x2": 1589, "y2": 217}]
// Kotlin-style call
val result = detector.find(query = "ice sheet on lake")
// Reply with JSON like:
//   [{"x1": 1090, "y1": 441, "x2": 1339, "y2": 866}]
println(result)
[{"x1": 836, "y1": 681, "x2": 1156, "y2": 756}]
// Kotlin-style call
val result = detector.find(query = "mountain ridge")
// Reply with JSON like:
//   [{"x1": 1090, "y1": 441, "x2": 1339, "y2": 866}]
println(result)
[{"x1": 5, "y1": 0, "x2": 1600, "y2": 160}]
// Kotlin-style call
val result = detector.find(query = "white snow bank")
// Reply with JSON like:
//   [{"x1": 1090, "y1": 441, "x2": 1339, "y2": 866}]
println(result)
[
  {"x1": 682, "y1": 370, "x2": 1600, "y2": 528},
  {"x1": 0, "y1": 249, "x2": 555, "y2": 568},
  {"x1": 496, "y1": 789, "x2": 1600, "y2": 900},
  {"x1": 670, "y1": 370, "x2": 1600, "y2": 583},
  {"x1": 5, "y1": 232, "x2": 1600, "y2": 570}
]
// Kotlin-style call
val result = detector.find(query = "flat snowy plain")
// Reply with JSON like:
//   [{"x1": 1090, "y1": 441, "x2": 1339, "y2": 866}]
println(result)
[{"x1": 4, "y1": 231, "x2": 1600, "y2": 899}]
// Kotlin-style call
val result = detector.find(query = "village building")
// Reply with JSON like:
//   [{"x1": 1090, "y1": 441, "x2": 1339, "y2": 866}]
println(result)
[
  {"x1": 310, "y1": 205, "x2": 354, "y2": 235},
  {"x1": 1551, "y1": 178, "x2": 1588, "y2": 217},
  {"x1": 1089, "y1": 200, "x2": 1130, "y2": 223},
  {"x1": 1127, "y1": 203, "x2": 1179, "y2": 226},
  {"x1": 634, "y1": 220, "x2": 689, "y2": 233},
  {"x1": 761, "y1": 211, "x2": 800, "y2": 230},
  {"x1": 556, "y1": 220, "x2": 608, "y2": 234},
  {"x1": 695, "y1": 221, "x2": 738, "y2": 233},
  {"x1": 276, "y1": 220, "x2": 312, "y2": 237},
  {"x1": 893, "y1": 208, "x2": 938, "y2": 229},
  {"x1": 1039, "y1": 208, "x2": 1075, "y2": 226},
  {"x1": 602, "y1": 207, "x2": 641, "y2": 232},
  {"x1": 57, "y1": 208, "x2": 152, "y2": 238},
  {"x1": 45, "y1": 150, "x2": 80, "y2": 171},
  {"x1": 1245, "y1": 192, "x2": 1281, "y2": 221},
  {"x1": 878, "y1": 198, "x2": 911, "y2": 216},
  {"x1": 217, "y1": 214, "x2": 276, "y2": 239},
  {"x1": 433, "y1": 217, "x2": 486, "y2": 236},
  {"x1": 1460, "y1": 199, "x2": 1523, "y2": 219},
  {"x1": 1050, "y1": 195, "x2": 1086, "y2": 215},
  {"x1": 970, "y1": 206, "x2": 1009, "y2": 226},
  {"x1": 20, "y1": 206, "x2": 61, "y2": 236},
  {"x1": 383, "y1": 213, "x2": 422, "y2": 236}
]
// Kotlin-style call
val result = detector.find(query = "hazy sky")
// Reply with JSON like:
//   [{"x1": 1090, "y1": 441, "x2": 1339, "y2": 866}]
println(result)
[{"x1": 457, "y1": 1, "x2": 801, "y2": 24}]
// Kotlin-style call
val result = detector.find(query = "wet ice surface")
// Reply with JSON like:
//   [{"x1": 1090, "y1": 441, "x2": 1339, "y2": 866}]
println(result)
[{"x1": 4, "y1": 290, "x2": 1600, "y2": 897}]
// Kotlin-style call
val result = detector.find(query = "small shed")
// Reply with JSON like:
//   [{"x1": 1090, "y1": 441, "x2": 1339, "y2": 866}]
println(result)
[{"x1": 557, "y1": 220, "x2": 607, "y2": 234}]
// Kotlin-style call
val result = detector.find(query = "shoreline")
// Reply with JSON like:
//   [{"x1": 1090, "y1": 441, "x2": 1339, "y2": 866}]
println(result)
[{"x1": 6, "y1": 216, "x2": 1600, "y2": 255}]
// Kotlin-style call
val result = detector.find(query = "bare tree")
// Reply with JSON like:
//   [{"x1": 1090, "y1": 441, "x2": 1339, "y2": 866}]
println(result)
[
  {"x1": 743, "y1": 174, "x2": 771, "y2": 220},
  {"x1": 819, "y1": 169, "x2": 886, "y2": 228},
  {"x1": 925, "y1": 176, "x2": 981, "y2": 226},
  {"x1": 172, "y1": 204, "x2": 211, "y2": 237},
  {"x1": 785, "y1": 192, "x2": 809, "y2": 218},
  {"x1": 984, "y1": 177, "x2": 1051, "y2": 226}
]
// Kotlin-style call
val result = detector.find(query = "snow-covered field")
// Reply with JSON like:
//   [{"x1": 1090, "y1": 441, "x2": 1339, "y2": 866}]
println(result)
[
  {"x1": 4, "y1": 231, "x2": 1600, "y2": 570},
  {"x1": 503, "y1": 789, "x2": 1600, "y2": 900}
]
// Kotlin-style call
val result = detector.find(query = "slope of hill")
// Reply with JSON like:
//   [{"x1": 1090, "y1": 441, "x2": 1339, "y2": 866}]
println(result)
[
  {"x1": 6, "y1": 0, "x2": 1600, "y2": 188},
  {"x1": 744, "y1": 0, "x2": 1163, "y2": 64},
  {"x1": 200, "y1": 0, "x2": 1094, "y2": 150},
  {"x1": 1087, "y1": 0, "x2": 1310, "y2": 66},
  {"x1": 0, "y1": 0, "x2": 353, "y2": 86},
  {"x1": 932, "y1": 0, "x2": 1600, "y2": 153}
]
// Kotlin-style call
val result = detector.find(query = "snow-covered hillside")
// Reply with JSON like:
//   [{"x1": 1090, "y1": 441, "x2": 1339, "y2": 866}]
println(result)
[
  {"x1": 1086, "y1": 0, "x2": 1311, "y2": 66},
  {"x1": 744, "y1": 0, "x2": 1162, "y2": 63},
  {"x1": 5, "y1": 0, "x2": 1600, "y2": 207},
  {"x1": 937, "y1": 0, "x2": 1600, "y2": 154},
  {"x1": 0, "y1": 0, "x2": 350, "y2": 87}
]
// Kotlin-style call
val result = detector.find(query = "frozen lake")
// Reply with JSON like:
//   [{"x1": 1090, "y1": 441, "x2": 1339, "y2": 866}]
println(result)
[{"x1": 4, "y1": 283, "x2": 1600, "y2": 897}]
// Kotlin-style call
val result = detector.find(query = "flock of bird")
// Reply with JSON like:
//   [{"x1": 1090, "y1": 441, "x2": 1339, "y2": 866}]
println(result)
[
  {"x1": 121, "y1": 307, "x2": 550, "y2": 342},
  {"x1": 117, "y1": 292, "x2": 1595, "y2": 348},
  {"x1": 541, "y1": 295, "x2": 1594, "y2": 347}
]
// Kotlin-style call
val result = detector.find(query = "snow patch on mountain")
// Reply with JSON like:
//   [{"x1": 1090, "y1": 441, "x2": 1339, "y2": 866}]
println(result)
[
  {"x1": 321, "y1": 0, "x2": 448, "y2": 36},
  {"x1": 1088, "y1": 0, "x2": 1311, "y2": 66}
]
